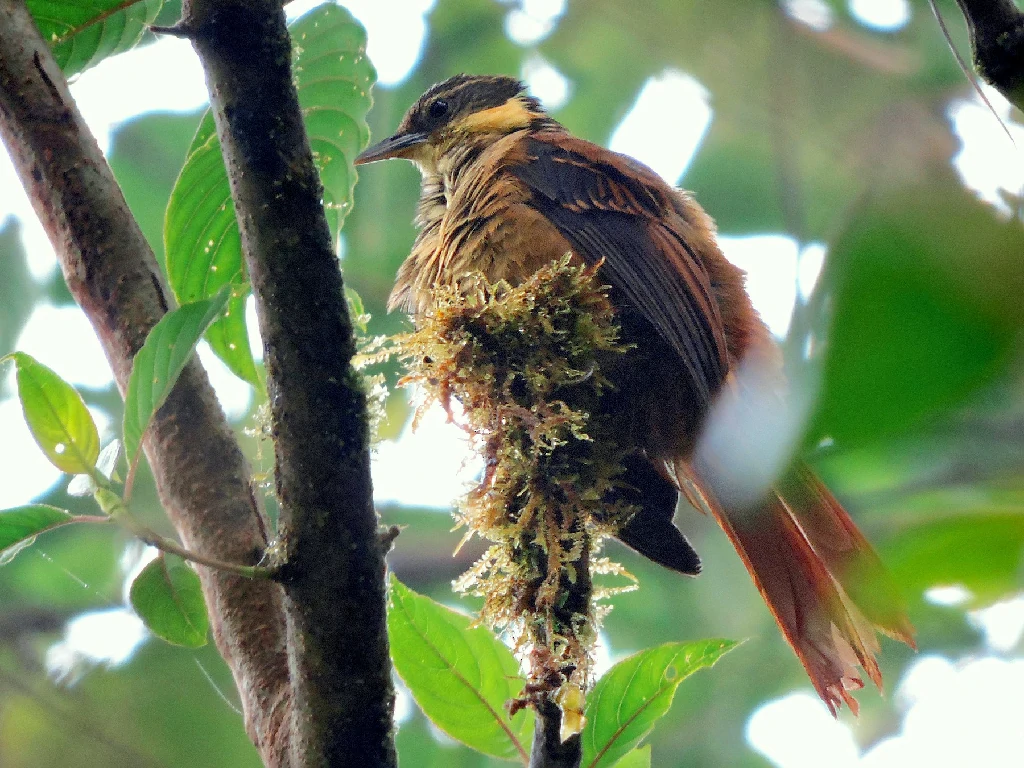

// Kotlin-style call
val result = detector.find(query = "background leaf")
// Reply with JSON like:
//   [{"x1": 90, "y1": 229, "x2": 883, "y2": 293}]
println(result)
[
  {"x1": 611, "y1": 745, "x2": 651, "y2": 768},
  {"x1": 122, "y1": 288, "x2": 229, "y2": 470},
  {"x1": 881, "y1": 511, "x2": 1024, "y2": 608},
  {"x1": 581, "y1": 640, "x2": 736, "y2": 768},
  {"x1": 0, "y1": 505, "x2": 76, "y2": 564},
  {"x1": 8, "y1": 352, "x2": 100, "y2": 475},
  {"x1": 27, "y1": 0, "x2": 166, "y2": 78},
  {"x1": 129, "y1": 553, "x2": 209, "y2": 647},
  {"x1": 387, "y1": 577, "x2": 532, "y2": 762},
  {"x1": 163, "y1": 3, "x2": 376, "y2": 384}
]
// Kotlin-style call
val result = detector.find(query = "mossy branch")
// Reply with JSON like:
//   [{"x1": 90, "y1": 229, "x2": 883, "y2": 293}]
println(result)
[{"x1": 387, "y1": 257, "x2": 640, "y2": 766}]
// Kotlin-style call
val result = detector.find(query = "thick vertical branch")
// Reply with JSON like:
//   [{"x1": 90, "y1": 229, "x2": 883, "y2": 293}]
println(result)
[
  {"x1": 177, "y1": 1, "x2": 396, "y2": 766},
  {"x1": 0, "y1": 2, "x2": 291, "y2": 765}
]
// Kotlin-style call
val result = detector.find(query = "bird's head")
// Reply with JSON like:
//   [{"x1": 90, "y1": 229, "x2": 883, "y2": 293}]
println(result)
[{"x1": 355, "y1": 74, "x2": 549, "y2": 174}]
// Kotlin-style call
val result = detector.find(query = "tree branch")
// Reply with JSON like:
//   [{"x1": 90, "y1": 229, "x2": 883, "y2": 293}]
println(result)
[
  {"x1": 0, "y1": 3, "x2": 291, "y2": 765},
  {"x1": 530, "y1": 698, "x2": 581, "y2": 768},
  {"x1": 179, "y1": 1, "x2": 396, "y2": 765},
  {"x1": 952, "y1": 0, "x2": 1024, "y2": 110}
]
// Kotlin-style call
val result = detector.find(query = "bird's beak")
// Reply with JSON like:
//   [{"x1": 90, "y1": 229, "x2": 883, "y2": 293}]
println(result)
[{"x1": 354, "y1": 131, "x2": 429, "y2": 165}]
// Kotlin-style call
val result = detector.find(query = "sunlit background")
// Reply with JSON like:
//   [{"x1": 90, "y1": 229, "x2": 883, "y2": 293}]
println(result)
[{"x1": 2, "y1": 0, "x2": 1024, "y2": 765}]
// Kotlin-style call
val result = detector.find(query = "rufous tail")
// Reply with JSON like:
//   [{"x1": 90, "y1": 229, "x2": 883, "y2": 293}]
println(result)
[{"x1": 678, "y1": 461, "x2": 915, "y2": 715}]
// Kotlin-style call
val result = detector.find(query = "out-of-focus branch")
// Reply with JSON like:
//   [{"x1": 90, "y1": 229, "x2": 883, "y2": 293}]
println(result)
[
  {"x1": 0, "y1": 3, "x2": 291, "y2": 765},
  {"x1": 951, "y1": 0, "x2": 1024, "y2": 111},
  {"x1": 176, "y1": 1, "x2": 396, "y2": 765}
]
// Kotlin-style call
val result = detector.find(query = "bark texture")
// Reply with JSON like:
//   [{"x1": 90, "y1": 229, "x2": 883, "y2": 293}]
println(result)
[{"x1": 180, "y1": 1, "x2": 397, "y2": 765}]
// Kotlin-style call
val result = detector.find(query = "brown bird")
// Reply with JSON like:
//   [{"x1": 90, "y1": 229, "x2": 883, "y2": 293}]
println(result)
[{"x1": 356, "y1": 74, "x2": 914, "y2": 714}]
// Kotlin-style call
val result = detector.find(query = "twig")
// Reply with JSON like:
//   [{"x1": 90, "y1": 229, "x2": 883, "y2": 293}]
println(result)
[
  {"x1": 126, "y1": 518, "x2": 277, "y2": 580},
  {"x1": 0, "y1": 666, "x2": 164, "y2": 768},
  {"x1": 929, "y1": 0, "x2": 1015, "y2": 145},
  {"x1": 530, "y1": 698, "x2": 582, "y2": 768}
]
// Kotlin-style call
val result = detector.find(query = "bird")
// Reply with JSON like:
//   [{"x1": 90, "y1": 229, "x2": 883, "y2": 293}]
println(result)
[{"x1": 355, "y1": 74, "x2": 914, "y2": 715}]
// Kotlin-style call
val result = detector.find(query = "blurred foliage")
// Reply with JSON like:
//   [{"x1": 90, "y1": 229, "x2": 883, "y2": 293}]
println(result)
[{"x1": 1, "y1": 0, "x2": 1024, "y2": 766}]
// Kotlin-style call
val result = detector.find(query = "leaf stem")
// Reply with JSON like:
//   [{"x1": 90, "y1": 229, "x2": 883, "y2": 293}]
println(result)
[
  {"x1": 100, "y1": 489, "x2": 275, "y2": 579},
  {"x1": 124, "y1": 516, "x2": 277, "y2": 580}
]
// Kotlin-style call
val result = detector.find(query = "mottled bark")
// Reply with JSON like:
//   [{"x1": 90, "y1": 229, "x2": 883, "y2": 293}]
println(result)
[{"x1": 177, "y1": 1, "x2": 396, "y2": 765}]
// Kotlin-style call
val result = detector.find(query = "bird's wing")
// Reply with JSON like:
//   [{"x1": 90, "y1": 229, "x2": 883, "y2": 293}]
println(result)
[{"x1": 510, "y1": 132, "x2": 728, "y2": 409}]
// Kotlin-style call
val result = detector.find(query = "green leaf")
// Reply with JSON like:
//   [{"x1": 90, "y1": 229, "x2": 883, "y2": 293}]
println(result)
[
  {"x1": 0, "y1": 505, "x2": 76, "y2": 565},
  {"x1": 880, "y1": 512, "x2": 1024, "y2": 608},
  {"x1": 164, "y1": 3, "x2": 376, "y2": 384},
  {"x1": 611, "y1": 745, "x2": 651, "y2": 768},
  {"x1": 387, "y1": 577, "x2": 532, "y2": 762},
  {"x1": 581, "y1": 640, "x2": 736, "y2": 768},
  {"x1": 28, "y1": 0, "x2": 166, "y2": 78},
  {"x1": 7, "y1": 352, "x2": 100, "y2": 474},
  {"x1": 129, "y1": 553, "x2": 209, "y2": 647},
  {"x1": 68, "y1": 439, "x2": 122, "y2": 497},
  {"x1": 122, "y1": 288, "x2": 230, "y2": 471},
  {"x1": 810, "y1": 178, "x2": 1024, "y2": 447}
]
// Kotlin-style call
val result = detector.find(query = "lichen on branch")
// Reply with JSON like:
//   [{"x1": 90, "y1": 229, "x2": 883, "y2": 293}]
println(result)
[{"x1": 388, "y1": 256, "x2": 639, "y2": 739}]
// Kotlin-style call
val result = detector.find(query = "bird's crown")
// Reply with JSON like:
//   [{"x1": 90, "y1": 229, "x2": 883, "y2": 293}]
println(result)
[{"x1": 401, "y1": 74, "x2": 542, "y2": 135}]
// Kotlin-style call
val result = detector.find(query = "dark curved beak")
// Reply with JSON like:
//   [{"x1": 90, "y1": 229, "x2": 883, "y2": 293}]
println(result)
[{"x1": 354, "y1": 131, "x2": 429, "y2": 165}]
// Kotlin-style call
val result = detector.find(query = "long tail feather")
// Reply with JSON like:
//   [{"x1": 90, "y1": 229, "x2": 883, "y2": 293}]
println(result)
[{"x1": 677, "y1": 460, "x2": 914, "y2": 715}]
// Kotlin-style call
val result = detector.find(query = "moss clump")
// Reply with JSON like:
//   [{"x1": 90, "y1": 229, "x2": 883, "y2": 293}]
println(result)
[{"x1": 390, "y1": 256, "x2": 638, "y2": 733}]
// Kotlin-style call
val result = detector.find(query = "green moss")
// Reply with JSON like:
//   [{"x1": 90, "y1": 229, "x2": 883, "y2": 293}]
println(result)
[{"x1": 389, "y1": 257, "x2": 638, "y2": 717}]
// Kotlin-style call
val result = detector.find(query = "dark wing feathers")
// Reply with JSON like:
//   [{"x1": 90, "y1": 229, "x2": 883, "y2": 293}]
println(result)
[
  {"x1": 613, "y1": 455, "x2": 701, "y2": 575},
  {"x1": 511, "y1": 134, "x2": 728, "y2": 410}
]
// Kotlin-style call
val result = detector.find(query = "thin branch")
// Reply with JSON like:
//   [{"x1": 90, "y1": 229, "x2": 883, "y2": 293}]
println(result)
[
  {"x1": 0, "y1": 3, "x2": 291, "y2": 764},
  {"x1": 179, "y1": 1, "x2": 396, "y2": 765},
  {"x1": 125, "y1": 518, "x2": 277, "y2": 580},
  {"x1": 0, "y1": 666, "x2": 164, "y2": 768}
]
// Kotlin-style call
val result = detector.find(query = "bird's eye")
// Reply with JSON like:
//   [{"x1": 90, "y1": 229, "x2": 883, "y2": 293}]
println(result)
[{"x1": 428, "y1": 99, "x2": 449, "y2": 120}]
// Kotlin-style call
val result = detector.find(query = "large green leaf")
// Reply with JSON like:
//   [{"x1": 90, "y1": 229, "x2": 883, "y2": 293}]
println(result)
[
  {"x1": 880, "y1": 512, "x2": 1024, "y2": 608},
  {"x1": 122, "y1": 288, "x2": 229, "y2": 471},
  {"x1": 581, "y1": 640, "x2": 736, "y2": 768},
  {"x1": 129, "y1": 553, "x2": 209, "y2": 647},
  {"x1": 164, "y1": 3, "x2": 376, "y2": 385},
  {"x1": 28, "y1": 0, "x2": 165, "y2": 78},
  {"x1": 0, "y1": 504, "x2": 77, "y2": 565},
  {"x1": 810, "y1": 177, "x2": 1024, "y2": 447},
  {"x1": 5, "y1": 352, "x2": 100, "y2": 475},
  {"x1": 387, "y1": 577, "x2": 532, "y2": 763}
]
